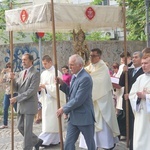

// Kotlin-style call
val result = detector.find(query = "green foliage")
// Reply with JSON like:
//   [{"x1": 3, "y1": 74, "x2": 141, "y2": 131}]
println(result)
[
  {"x1": 126, "y1": 0, "x2": 146, "y2": 41},
  {"x1": 14, "y1": 32, "x2": 27, "y2": 41},
  {"x1": 31, "y1": 31, "x2": 111, "y2": 42},
  {"x1": 117, "y1": 0, "x2": 146, "y2": 41},
  {"x1": 43, "y1": 33, "x2": 53, "y2": 41},
  {"x1": 91, "y1": 0, "x2": 103, "y2": 5},
  {"x1": 0, "y1": 0, "x2": 28, "y2": 44},
  {"x1": 55, "y1": 33, "x2": 71, "y2": 41},
  {"x1": 86, "y1": 31, "x2": 110, "y2": 41},
  {"x1": 31, "y1": 32, "x2": 73, "y2": 42},
  {"x1": 0, "y1": 0, "x2": 9, "y2": 43}
]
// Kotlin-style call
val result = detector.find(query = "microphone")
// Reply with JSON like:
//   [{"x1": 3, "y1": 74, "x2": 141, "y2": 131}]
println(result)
[{"x1": 136, "y1": 97, "x2": 141, "y2": 105}]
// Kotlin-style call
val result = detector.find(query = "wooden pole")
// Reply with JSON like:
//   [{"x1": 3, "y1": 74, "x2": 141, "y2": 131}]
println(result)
[
  {"x1": 50, "y1": 1, "x2": 64, "y2": 150},
  {"x1": 123, "y1": 0, "x2": 129, "y2": 148},
  {"x1": 39, "y1": 37, "x2": 42, "y2": 73},
  {"x1": 145, "y1": 0, "x2": 150, "y2": 47},
  {"x1": 9, "y1": 1, "x2": 14, "y2": 149}
]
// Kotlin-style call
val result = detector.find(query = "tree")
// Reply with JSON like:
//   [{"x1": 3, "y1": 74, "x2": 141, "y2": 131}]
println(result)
[
  {"x1": 92, "y1": 0, "x2": 147, "y2": 41},
  {"x1": 117, "y1": 0, "x2": 146, "y2": 41},
  {"x1": 91, "y1": 0, "x2": 103, "y2": 5},
  {"x1": 85, "y1": 31, "x2": 110, "y2": 41},
  {"x1": 31, "y1": 32, "x2": 72, "y2": 42},
  {"x1": 0, "y1": 0, "x2": 9, "y2": 43},
  {"x1": 0, "y1": 0, "x2": 27, "y2": 44}
]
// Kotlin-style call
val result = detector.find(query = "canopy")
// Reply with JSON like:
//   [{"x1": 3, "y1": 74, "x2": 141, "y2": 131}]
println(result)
[{"x1": 5, "y1": 2, "x2": 123, "y2": 32}]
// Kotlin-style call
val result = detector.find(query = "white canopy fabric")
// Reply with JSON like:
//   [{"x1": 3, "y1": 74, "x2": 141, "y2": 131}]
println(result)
[
  {"x1": 5, "y1": 2, "x2": 123, "y2": 32},
  {"x1": 33, "y1": 0, "x2": 73, "y2": 5}
]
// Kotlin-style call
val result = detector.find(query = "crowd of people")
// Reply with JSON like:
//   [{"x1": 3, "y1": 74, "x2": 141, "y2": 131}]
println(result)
[{"x1": 0, "y1": 47, "x2": 150, "y2": 150}]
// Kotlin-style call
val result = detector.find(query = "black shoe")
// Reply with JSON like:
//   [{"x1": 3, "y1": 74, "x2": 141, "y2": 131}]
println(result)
[
  {"x1": 104, "y1": 144, "x2": 116, "y2": 150},
  {"x1": 34, "y1": 139, "x2": 43, "y2": 150},
  {"x1": 41, "y1": 142, "x2": 60, "y2": 148},
  {"x1": 109, "y1": 144, "x2": 116, "y2": 150}
]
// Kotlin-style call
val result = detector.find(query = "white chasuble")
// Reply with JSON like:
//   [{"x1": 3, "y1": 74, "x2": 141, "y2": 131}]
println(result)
[
  {"x1": 85, "y1": 60, "x2": 119, "y2": 135},
  {"x1": 80, "y1": 60, "x2": 120, "y2": 149}
]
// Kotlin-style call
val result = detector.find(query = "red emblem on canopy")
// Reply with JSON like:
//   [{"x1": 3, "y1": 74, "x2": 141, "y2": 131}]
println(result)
[
  {"x1": 85, "y1": 7, "x2": 95, "y2": 20},
  {"x1": 20, "y1": 10, "x2": 28, "y2": 23}
]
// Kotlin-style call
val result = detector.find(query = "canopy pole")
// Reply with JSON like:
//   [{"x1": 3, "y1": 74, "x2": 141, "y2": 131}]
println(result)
[
  {"x1": 123, "y1": 0, "x2": 129, "y2": 148},
  {"x1": 145, "y1": 0, "x2": 150, "y2": 47},
  {"x1": 39, "y1": 37, "x2": 42, "y2": 73},
  {"x1": 9, "y1": 1, "x2": 14, "y2": 149},
  {"x1": 50, "y1": 1, "x2": 64, "y2": 150}
]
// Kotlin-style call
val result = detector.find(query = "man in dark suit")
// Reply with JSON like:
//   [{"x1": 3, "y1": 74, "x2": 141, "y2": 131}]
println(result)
[
  {"x1": 10, "y1": 53, "x2": 40, "y2": 150},
  {"x1": 119, "y1": 51, "x2": 144, "y2": 150},
  {"x1": 57, "y1": 54, "x2": 96, "y2": 150}
]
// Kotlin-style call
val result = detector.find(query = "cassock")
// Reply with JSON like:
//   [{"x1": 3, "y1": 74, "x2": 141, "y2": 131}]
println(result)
[
  {"x1": 38, "y1": 66, "x2": 65, "y2": 145},
  {"x1": 79, "y1": 60, "x2": 120, "y2": 149},
  {"x1": 129, "y1": 73, "x2": 150, "y2": 150}
]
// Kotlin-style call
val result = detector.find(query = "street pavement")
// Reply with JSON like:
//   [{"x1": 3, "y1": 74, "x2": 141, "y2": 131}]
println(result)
[{"x1": 0, "y1": 117, "x2": 128, "y2": 150}]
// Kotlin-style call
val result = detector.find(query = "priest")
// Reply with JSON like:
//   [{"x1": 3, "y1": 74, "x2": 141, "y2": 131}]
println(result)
[{"x1": 79, "y1": 48, "x2": 120, "y2": 150}]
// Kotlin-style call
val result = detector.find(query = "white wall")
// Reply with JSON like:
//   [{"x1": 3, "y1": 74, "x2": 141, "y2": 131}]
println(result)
[{"x1": 109, "y1": 0, "x2": 118, "y2": 6}]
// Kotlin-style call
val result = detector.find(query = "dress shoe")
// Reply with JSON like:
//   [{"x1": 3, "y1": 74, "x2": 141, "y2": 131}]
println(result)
[
  {"x1": 34, "y1": 139, "x2": 43, "y2": 150},
  {"x1": 104, "y1": 144, "x2": 116, "y2": 150},
  {"x1": 110, "y1": 144, "x2": 116, "y2": 150},
  {"x1": 41, "y1": 142, "x2": 60, "y2": 148}
]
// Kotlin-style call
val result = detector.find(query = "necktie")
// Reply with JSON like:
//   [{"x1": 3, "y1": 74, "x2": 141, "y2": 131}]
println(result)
[
  {"x1": 132, "y1": 69, "x2": 137, "y2": 77},
  {"x1": 136, "y1": 97, "x2": 141, "y2": 105},
  {"x1": 23, "y1": 70, "x2": 27, "y2": 80},
  {"x1": 71, "y1": 76, "x2": 76, "y2": 86}
]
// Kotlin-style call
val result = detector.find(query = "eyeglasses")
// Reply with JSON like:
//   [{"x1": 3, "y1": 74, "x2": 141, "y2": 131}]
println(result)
[{"x1": 90, "y1": 55, "x2": 99, "y2": 58}]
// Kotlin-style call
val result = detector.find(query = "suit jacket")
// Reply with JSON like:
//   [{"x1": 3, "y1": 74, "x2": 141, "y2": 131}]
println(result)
[
  {"x1": 13, "y1": 66, "x2": 40, "y2": 115},
  {"x1": 119, "y1": 67, "x2": 144, "y2": 92},
  {"x1": 60, "y1": 69, "x2": 95, "y2": 126}
]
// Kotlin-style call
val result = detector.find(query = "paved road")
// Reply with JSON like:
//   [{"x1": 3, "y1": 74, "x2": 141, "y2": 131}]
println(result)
[{"x1": 0, "y1": 117, "x2": 128, "y2": 150}]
